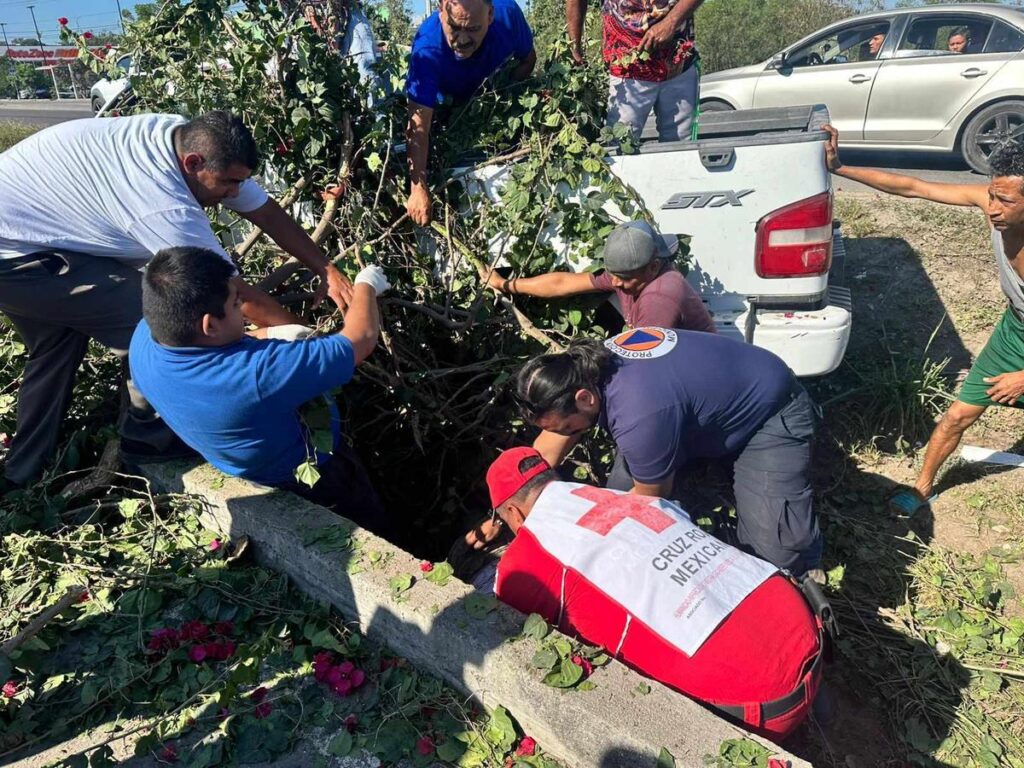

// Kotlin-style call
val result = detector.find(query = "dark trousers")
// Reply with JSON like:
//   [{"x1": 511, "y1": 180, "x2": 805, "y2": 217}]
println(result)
[
  {"x1": 282, "y1": 440, "x2": 392, "y2": 540},
  {"x1": 0, "y1": 251, "x2": 175, "y2": 485},
  {"x1": 607, "y1": 386, "x2": 822, "y2": 576}
]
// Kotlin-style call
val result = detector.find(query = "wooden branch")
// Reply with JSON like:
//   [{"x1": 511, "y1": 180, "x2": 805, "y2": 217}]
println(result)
[
  {"x1": 429, "y1": 217, "x2": 563, "y2": 351},
  {"x1": 2, "y1": 585, "x2": 88, "y2": 657},
  {"x1": 235, "y1": 176, "x2": 309, "y2": 260}
]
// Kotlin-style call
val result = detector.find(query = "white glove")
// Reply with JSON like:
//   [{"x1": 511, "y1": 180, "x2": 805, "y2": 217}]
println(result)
[
  {"x1": 266, "y1": 324, "x2": 314, "y2": 341},
  {"x1": 353, "y1": 264, "x2": 390, "y2": 296}
]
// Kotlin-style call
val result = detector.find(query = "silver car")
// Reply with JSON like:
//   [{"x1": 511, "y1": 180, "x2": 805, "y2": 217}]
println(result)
[{"x1": 699, "y1": 3, "x2": 1024, "y2": 172}]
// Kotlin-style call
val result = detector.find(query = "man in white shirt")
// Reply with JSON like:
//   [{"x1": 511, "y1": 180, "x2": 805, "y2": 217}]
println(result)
[{"x1": 0, "y1": 111, "x2": 353, "y2": 486}]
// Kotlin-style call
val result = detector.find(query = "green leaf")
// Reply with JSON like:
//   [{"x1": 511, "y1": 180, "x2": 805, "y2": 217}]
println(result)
[
  {"x1": 425, "y1": 561, "x2": 454, "y2": 587},
  {"x1": 635, "y1": 682, "x2": 651, "y2": 695},
  {"x1": 389, "y1": 573, "x2": 414, "y2": 596},
  {"x1": 531, "y1": 647, "x2": 559, "y2": 670},
  {"x1": 543, "y1": 657, "x2": 583, "y2": 688},
  {"x1": 464, "y1": 594, "x2": 499, "y2": 619},
  {"x1": 485, "y1": 705, "x2": 517, "y2": 752},
  {"x1": 522, "y1": 613, "x2": 550, "y2": 641},
  {"x1": 578, "y1": 680, "x2": 597, "y2": 691},
  {"x1": 328, "y1": 731, "x2": 353, "y2": 757},
  {"x1": 118, "y1": 498, "x2": 142, "y2": 518},
  {"x1": 436, "y1": 738, "x2": 465, "y2": 761},
  {"x1": 656, "y1": 747, "x2": 676, "y2": 768},
  {"x1": 367, "y1": 152, "x2": 382, "y2": 172},
  {"x1": 294, "y1": 460, "x2": 321, "y2": 488}
]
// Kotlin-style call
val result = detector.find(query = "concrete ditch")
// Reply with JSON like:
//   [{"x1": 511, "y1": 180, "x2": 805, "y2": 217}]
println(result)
[{"x1": 141, "y1": 460, "x2": 812, "y2": 768}]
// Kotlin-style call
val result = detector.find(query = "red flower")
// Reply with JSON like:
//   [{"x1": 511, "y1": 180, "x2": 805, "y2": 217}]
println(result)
[
  {"x1": 104, "y1": 44, "x2": 112, "y2": 50},
  {"x1": 767, "y1": 760, "x2": 790, "y2": 768},
  {"x1": 213, "y1": 621, "x2": 234, "y2": 636},
  {"x1": 416, "y1": 736, "x2": 435, "y2": 756},
  {"x1": 147, "y1": 627, "x2": 181, "y2": 653},
  {"x1": 515, "y1": 736, "x2": 537, "y2": 757},
  {"x1": 250, "y1": 686, "x2": 268, "y2": 704},
  {"x1": 420, "y1": 561, "x2": 434, "y2": 573},
  {"x1": 2, "y1": 681, "x2": 18, "y2": 698},
  {"x1": 208, "y1": 538, "x2": 222, "y2": 552},
  {"x1": 179, "y1": 620, "x2": 209, "y2": 642},
  {"x1": 158, "y1": 743, "x2": 177, "y2": 763},
  {"x1": 188, "y1": 645, "x2": 207, "y2": 663},
  {"x1": 254, "y1": 701, "x2": 273, "y2": 719},
  {"x1": 571, "y1": 655, "x2": 594, "y2": 678},
  {"x1": 82, "y1": 31, "x2": 94, "y2": 40},
  {"x1": 343, "y1": 713, "x2": 359, "y2": 732},
  {"x1": 77, "y1": 590, "x2": 91, "y2": 604},
  {"x1": 58, "y1": 17, "x2": 68, "y2": 26}
]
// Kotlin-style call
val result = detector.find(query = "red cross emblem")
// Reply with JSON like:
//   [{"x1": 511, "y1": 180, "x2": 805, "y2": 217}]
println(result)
[{"x1": 571, "y1": 486, "x2": 675, "y2": 536}]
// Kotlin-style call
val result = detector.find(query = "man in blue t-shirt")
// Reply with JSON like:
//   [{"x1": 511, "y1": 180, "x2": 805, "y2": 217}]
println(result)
[
  {"x1": 130, "y1": 246, "x2": 392, "y2": 535},
  {"x1": 512, "y1": 329, "x2": 823, "y2": 578},
  {"x1": 405, "y1": 0, "x2": 536, "y2": 226}
]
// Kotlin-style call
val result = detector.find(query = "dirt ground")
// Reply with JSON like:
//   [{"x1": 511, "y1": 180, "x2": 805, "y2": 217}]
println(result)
[{"x1": 783, "y1": 191, "x2": 1024, "y2": 768}]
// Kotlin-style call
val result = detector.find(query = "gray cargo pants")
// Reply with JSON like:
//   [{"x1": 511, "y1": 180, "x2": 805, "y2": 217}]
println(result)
[
  {"x1": 606, "y1": 385, "x2": 822, "y2": 576},
  {"x1": 607, "y1": 63, "x2": 699, "y2": 143},
  {"x1": 0, "y1": 250, "x2": 173, "y2": 485}
]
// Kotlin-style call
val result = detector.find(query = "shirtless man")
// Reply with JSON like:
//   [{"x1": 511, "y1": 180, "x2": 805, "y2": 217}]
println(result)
[{"x1": 825, "y1": 125, "x2": 1024, "y2": 513}]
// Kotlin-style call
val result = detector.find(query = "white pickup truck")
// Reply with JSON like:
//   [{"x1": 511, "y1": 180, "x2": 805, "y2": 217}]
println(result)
[{"x1": 460, "y1": 103, "x2": 851, "y2": 377}]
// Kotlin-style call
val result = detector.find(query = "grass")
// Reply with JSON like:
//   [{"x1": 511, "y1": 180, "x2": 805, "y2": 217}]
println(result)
[{"x1": 0, "y1": 121, "x2": 39, "y2": 153}]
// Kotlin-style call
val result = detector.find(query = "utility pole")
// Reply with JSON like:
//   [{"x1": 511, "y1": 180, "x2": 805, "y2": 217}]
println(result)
[
  {"x1": 0, "y1": 22, "x2": 12, "y2": 99},
  {"x1": 26, "y1": 5, "x2": 60, "y2": 100},
  {"x1": 115, "y1": 0, "x2": 126, "y2": 34}
]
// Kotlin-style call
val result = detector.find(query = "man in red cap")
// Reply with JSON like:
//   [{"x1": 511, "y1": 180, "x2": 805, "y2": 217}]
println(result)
[{"x1": 485, "y1": 446, "x2": 828, "y2": 739}]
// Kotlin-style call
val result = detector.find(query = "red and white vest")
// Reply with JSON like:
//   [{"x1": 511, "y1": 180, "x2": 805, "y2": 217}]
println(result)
[{"x1": 496, "y1": 482, "x2": 821, "y2": 734}]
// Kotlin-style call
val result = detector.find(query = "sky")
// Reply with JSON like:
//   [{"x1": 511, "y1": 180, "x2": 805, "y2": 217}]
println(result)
[{"x1": 0, "y1": 0, "x2": 127, "y2": 44}]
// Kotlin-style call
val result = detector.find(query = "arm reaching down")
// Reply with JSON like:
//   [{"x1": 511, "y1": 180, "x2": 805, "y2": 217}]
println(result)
[
  {"x1": 825, "y1": 125, "x2": 988, "y2": 209},
  {"x1": 406, "y1": 102, "x2": 435, "y2": 226}
]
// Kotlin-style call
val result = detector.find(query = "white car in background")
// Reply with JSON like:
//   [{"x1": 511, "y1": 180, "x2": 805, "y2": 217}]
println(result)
[
  {"x1": 89, "y1": 54, "x2": 132, "y2": 114},
  {"x1": 699, "y1": 3, "x2": 1024, "y2": 173}
]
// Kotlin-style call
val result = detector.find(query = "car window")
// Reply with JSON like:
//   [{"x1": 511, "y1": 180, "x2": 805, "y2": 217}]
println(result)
[
  {"x1": 897, "y1": 15, "x2": 992, "y2": 58},
  {"x1": 117, "y1": 55, "x2": 132, "y2": 72},
  {"x1": 985, "y1": 21, "x2": 1024, "y2": 54},
  {"x1": 787, "y1": 20, "x2": 891, "y2": 68}
]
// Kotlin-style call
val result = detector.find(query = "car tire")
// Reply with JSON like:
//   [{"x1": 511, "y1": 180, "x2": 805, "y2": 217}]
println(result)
[
  {"x1": 91, "y1": 96, "x2": 104, "y2": 114},
  {"x1": 960, "y1": 100, "x2": 1024, "y2": 175},
  {"x1": 700, "y1": 99, "x2": 735, "y2": 113}
]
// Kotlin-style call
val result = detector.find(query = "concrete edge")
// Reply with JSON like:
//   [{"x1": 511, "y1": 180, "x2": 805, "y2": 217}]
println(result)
[{"x1": 141, "y1": 460, "x2": 812, "y2": 768}]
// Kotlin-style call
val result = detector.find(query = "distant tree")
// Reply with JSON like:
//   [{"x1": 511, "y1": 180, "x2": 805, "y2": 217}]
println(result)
[
  {"x1": 122, "y1": 3, "x2": 161, "y2": 23},
  {"x1": 369, "y1": 0, "x2": 414, "y2": 45},
  {"x1": 11, "y1": 38, "x2": 41, "y2": 46},
  {"x1": 696, "y1": 0, "x2": 857, "y2": 73}
]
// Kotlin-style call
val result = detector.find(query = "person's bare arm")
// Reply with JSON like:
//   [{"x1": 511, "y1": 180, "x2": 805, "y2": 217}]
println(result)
[
  {"x1": 406, "y1": 102, "x2": 435, "y2": 226},
  {"x1": 240, "y1": 199, "x2": 354, "y2": 312},
  {"x1": 233, "y1": 277, "x2": 302, "y2": 328},
  {"x1": 566, "y1": 0, "x2": 587, "y2": 64},
  {"x1": 631, "y1": 477, "x2": 674, "y2": 497},
  {"x1": 487, "y1": 270, "x2": 600, "y2": 298},
  {"x1": 512, "y1": 48, "x2": 537, "y2": 80},
  {"x1": 825, "y1": 124, "x2": 988, "y2": 209},
  {"x1": 534, "y1": 429, "x2": 581, "y2": 467},
  {"x1": 641, "y1": 0, "x2": 704, "y2": 51},
  {"x1": 340, "y1": 266, "x2": 389, "y2": 365}
]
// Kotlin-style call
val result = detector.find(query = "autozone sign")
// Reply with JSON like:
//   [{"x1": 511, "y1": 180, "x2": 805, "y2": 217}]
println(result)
[
  {"x1": 662, "y1": 189, "x2": 754, "y2": 209},
  {"x1": 2, "y1": 46, "x2": 108, "y2": 63}
]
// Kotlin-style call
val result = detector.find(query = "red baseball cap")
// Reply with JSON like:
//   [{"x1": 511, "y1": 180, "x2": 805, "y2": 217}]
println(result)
[{"x1": 486, "y1": 447, "x2": 552, "y2": 510}]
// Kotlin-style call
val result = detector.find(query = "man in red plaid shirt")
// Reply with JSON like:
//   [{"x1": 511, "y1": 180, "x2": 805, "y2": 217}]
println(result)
[{"x1": 568, "y1": 0, "x2": 703, "y2": 142}]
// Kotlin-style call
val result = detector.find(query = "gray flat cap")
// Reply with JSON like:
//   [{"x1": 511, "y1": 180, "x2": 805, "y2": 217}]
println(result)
[{"x1": 603, "y1": 220, "x2": 679, "y2": 274}]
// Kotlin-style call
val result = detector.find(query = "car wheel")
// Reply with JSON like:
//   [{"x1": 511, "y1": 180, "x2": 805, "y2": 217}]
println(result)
[
  {"x1": 91, "y1": 96, "x2": 104, "y2": 114},
  {"x1": 700, "y1": 100, "x2": 735, "y2": 113},
  {"x1": 961, "y1": 100, "x2": 1024, "y2": 174}
]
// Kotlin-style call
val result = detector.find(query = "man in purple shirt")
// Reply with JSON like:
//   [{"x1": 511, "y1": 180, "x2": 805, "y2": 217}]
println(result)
[{"x1": 487, "y1": 220, "x2": 714, "y2": 332}]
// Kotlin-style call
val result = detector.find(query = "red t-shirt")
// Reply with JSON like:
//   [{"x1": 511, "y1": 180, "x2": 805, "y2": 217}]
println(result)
[{"x1": 590, "y1": 264, "x2": 715, "y2": 333}]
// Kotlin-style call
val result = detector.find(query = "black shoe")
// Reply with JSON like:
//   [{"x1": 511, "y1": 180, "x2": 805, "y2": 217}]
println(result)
[{"x1": 120, "y1": 435, "x2": 199, "y2": 466}]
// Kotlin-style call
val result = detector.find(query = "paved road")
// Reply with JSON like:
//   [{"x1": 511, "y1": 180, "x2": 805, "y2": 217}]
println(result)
[
  {"x1": 0, "y1": 99, "x2": 987, "y2": 190},
  {"x1": 0, "y1": 99, "x2": 92, "y2": 126}
]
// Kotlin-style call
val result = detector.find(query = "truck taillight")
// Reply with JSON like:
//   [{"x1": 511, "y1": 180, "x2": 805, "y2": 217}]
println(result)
[{"x1": 755, "y1": 192, "x2": 833, "y2": 278}]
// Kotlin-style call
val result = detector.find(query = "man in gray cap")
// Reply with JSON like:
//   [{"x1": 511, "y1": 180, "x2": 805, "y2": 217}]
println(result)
[{"x1": 487, "y1": 220, "x2": 714, "y2": 332}]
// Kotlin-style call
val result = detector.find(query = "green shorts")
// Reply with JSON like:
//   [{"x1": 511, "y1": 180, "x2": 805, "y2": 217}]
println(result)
[{"x1": 959, "y1": 306, "x2": 1024, "y2": 408}]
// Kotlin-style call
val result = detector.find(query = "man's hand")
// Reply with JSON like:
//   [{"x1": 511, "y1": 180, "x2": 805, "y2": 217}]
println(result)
[
  {"x1": 570, "y1": 41, "x2": 585, "y2": 65},
  {"x1": 313, "y1": 262, "x2": 354, "y2": 313},
  {"x1": 464, "y1": 518, "x2": 503, "y2": 550},
  {"x1": 984, "y1": 371, "x2": 1024, "y2": 405},
  {"x1": 640, "y1": 16, "x2": 677, "y2": 52},
  {"x1": 407, "y1": 184, "x2": 432, "y2": 226},
  {"x1": 354, "y1": 264, "x2": 391, "y2": 296},
  {"x1": 823, "y1": 124, "x2": 843, "y2": 173}
]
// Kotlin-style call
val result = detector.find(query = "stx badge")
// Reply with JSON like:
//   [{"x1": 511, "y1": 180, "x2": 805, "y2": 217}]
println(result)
[{"x1": 662, "y1": 189, "x2": 754, "y2": 209}]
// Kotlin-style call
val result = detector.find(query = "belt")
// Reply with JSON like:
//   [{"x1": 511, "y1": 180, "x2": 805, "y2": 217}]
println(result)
[{"x1": 712, "y1": 626, "x2": 825, "y2": 724}]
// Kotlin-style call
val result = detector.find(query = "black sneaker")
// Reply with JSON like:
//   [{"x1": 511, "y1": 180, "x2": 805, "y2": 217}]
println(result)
[{"x1": 120, "y1": 435, "x2": 199, "y2": 466}]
